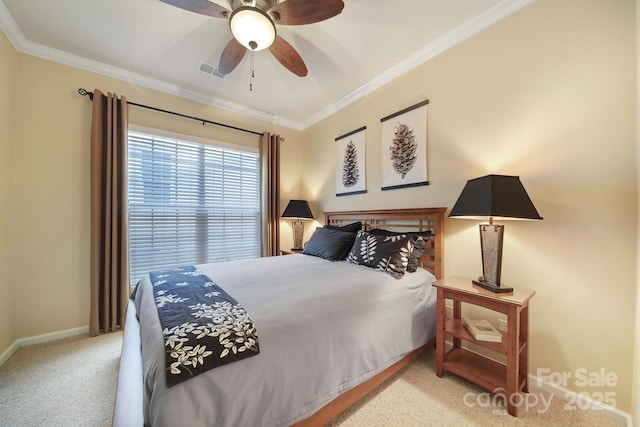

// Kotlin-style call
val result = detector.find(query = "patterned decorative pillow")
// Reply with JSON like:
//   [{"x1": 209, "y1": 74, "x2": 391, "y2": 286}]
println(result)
[
  {"x1": 346, "y1": 230, "x2": 416, "y2": 279},
  {"x1": 370, "y1": 229, "x2": 432, "y2": 273}
]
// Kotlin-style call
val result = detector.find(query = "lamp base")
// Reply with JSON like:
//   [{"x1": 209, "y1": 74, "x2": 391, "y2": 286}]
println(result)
[
  {"x1": 472, "y1": 279, "x2": 513, "y2": 293},
  {"x1": 292, "y1": 220, "x2": 305, "y2": 252}
]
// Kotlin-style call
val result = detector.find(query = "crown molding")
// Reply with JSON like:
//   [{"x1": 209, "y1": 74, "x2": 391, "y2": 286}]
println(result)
[
  {"x1": 0, "y1": 0, "x2": 22, "y2": 47},
  {"x1": 0, "y1": 0, "x2": 533, "y2": 132}
]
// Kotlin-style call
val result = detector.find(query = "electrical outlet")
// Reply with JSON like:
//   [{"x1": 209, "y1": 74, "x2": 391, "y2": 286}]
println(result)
[
  {"x1": 445, "y1": 305, "x2": 453, "y2": 320},
  {"x1": 498, "y1": 317, "x2": 508, "y2": 332}
]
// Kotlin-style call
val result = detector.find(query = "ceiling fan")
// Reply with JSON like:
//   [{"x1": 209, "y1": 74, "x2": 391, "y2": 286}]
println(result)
[{"x1": 159, "y1": 0, "x2": 345, "y2": 77}]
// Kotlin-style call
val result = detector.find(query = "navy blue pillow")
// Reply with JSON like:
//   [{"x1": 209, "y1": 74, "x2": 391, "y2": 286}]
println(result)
[{"x1": 302, "y1": 228, "x2": 357, "y2": 261}]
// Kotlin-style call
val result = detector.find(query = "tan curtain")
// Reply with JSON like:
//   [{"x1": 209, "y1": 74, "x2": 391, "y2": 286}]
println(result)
[
  {"x1": 89, "y1": 89, "x2": 129, "y2": 336},
  {"x1": 259, "y1": 133, "x2": 280, "y2": 256}
]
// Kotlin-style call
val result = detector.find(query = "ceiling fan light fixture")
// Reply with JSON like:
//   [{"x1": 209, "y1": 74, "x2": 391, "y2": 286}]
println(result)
[{"x1": 229, "y1": 6, "x2": 276, "y2": 52}]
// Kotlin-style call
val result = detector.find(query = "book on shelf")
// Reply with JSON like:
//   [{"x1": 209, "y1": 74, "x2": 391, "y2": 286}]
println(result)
[{"x1": 463, "y1": 318, "x2": 502, "y2": 343}]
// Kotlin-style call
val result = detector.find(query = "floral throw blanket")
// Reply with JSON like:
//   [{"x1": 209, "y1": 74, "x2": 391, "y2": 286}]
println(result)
[{"x1": 148, "y1": 265, "x2": 260, "y2": 387}]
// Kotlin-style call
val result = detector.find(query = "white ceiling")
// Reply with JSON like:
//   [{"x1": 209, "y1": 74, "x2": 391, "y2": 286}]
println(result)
[{"x1": 0, "y1": 0, "x2": 532, "y2": 130}]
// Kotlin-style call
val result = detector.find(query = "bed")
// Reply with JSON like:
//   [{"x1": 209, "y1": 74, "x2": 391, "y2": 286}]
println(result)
[{"x1": 113, "y1": 207, "x2": 445, "y2": 427}]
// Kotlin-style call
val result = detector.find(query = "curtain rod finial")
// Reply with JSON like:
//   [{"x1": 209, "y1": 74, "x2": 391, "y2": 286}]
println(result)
[{"x1": 78, "y1": 88, "x2": 93, "y2": 100}]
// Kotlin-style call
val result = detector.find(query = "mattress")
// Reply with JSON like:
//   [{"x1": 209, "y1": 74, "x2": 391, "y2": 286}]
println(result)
[{"x1": 133, "y1": 253, "x2": 437, "y2": 427}]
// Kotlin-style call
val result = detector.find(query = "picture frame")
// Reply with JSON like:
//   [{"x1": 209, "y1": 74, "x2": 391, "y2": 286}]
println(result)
[
  {"x1": 380, "y1": 100, "x2": 429, "y2": 191},
  {"x1": 335, "y1": 126, "x2": 367, "y2": 196}
]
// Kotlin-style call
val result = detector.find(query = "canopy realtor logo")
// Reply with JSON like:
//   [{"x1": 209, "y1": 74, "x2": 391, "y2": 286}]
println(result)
[
  {"x1": 462, "y1": 368, "x2": 618, "y2": 414},
  {"x1": 463, "y1": 387, "x2": 553, "y2": 415}
]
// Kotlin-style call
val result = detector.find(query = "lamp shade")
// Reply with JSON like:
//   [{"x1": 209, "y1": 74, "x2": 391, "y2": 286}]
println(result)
[
  {"x1": 449, "y1": 175, "x2": 542, "y2": 220},
  {"x1": 281, "y1": 200, "x2": 314, "y2": 220}
]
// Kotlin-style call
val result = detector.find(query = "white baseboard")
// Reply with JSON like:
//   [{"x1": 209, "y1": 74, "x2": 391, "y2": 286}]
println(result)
[
  {"x1": 0, "y1": 340, "x2": 19, "y2": 367},
  {"x1": 0, "y1": 325, "x2": 89, "y2": 367},
  {"x1": 529, "y1": 373, "x2": 633, "y2": 427}
]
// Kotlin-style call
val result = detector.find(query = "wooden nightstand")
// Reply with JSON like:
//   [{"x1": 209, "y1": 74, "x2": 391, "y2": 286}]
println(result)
[
  {"x1": 433, "y1": 277, "x2": 535, "y2": 417},
  {"x1": 280, "y1": 249, "x2": 303, "y2": 255}
]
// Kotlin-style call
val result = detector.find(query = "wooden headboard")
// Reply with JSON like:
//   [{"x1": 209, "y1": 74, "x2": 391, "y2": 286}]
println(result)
[{"x1": 324, "y1": 207, "x2": 446, "y2": 279}]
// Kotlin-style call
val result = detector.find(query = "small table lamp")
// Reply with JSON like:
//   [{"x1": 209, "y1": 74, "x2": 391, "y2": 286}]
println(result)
[
  {"x1": 281, "y1": 200, "x2": 314, "y2": 251},
  {"x1": 449, "y1": 175, "x2": 542, "y2": 293}
]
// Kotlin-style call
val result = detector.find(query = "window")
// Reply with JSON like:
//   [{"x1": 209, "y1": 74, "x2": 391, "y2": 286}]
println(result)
[{"x1": 127, "y1": 130, "x2": 260, "y2": 284}]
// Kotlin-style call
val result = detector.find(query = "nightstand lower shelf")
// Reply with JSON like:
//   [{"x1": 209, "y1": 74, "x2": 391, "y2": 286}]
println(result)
[{"x1": 443, "y1": 348, "x2": 527, "y2": 395}]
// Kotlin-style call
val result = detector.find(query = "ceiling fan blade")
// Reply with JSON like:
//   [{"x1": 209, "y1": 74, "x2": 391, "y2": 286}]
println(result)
[
  {"x1": 268, "y1": 0, "x2": 344, "y2": 25},
  {"x1": 218, "y1": 38, "x2": 247, "y2": 74},
  {"x1": 159, "y1": 0, "x2": 229, "y2": 18},
  {"x1": 269, "y1": 36, "x2": 308, "y2": 77}
]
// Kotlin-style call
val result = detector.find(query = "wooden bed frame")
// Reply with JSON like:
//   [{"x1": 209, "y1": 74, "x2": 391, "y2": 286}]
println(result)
[
  {"x1": 113, "y1": 207, "x2": 446, "y2": 427},
  {"x1": 324, "y1": 207, "x2": 444, "y2": 280}
]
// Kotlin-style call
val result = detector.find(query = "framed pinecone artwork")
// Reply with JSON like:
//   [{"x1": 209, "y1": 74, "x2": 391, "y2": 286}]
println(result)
[
  {"x1": 335, "y1": 126, "x2": 367, "y2": 196},
  {"x1": 380, "y1": 100, "x2": 429, "y2": 191}
]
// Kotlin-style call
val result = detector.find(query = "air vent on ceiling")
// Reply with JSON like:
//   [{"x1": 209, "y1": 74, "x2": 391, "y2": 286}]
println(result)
[{"x1": 198, "y1": 60, "x2": 224, "y2": 78}]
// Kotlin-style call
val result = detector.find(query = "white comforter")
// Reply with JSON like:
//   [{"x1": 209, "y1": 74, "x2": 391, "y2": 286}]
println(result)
[{"x1": 134, "y1": 254, "x2": 437, "y2": 427}]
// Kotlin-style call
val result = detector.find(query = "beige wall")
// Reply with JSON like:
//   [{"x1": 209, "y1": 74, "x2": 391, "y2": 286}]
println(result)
[
  {"x1": 0, "y1": 0, "x2": 637, "y2": 417},
  {"x1": 0, "y1": 31, "x2": 16, "y2": 353},
  {"x1": 3, "y1": 36, "x2": 302, "y2": 340},
  {"x1": 635, "y1": 0, "x2": 640, "y2": 421},
  {"x1": 301, "y1": 0, "x2": 637, "y2": 413}
]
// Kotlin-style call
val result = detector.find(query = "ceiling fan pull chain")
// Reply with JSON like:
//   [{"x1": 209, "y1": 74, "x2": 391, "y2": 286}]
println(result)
[{"x1": 249, "y1": 50, "x2": 255, "y2": 91}]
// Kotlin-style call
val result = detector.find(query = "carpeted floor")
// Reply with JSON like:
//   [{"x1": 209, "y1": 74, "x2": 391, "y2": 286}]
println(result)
[
  {"x1": 0, "y1": 332, "x2": 122, "y2": 427},
  {"x1": 328, "y1": 351, "x2": 620, "y2": 427},
  {"x1": 0, "y1": 332, "x2": 621, "y2": 427}
]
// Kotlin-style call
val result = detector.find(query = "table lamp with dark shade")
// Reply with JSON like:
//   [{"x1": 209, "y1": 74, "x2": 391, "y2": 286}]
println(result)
[
  {"x1": 449, "y1": 175, "x2": 543, "y2": 293},
  {"x1": 281, "y1": 200, "x2": 314, "y2": 251}
]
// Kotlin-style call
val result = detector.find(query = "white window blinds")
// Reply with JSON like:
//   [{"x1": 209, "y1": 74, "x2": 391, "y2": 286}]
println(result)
[{"x1": 127, "y1": 131, "x2": 260, "y2": 284}]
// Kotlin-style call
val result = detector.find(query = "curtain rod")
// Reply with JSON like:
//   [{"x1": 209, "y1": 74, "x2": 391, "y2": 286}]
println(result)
[{"x1": 78, "y1": 88, "x2": 263, "y2": 137}]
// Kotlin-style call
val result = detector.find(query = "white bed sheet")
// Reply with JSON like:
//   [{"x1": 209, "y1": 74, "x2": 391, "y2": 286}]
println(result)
[{"x1": 133, "y1": 253, "x2": 437, "y2": 427}]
